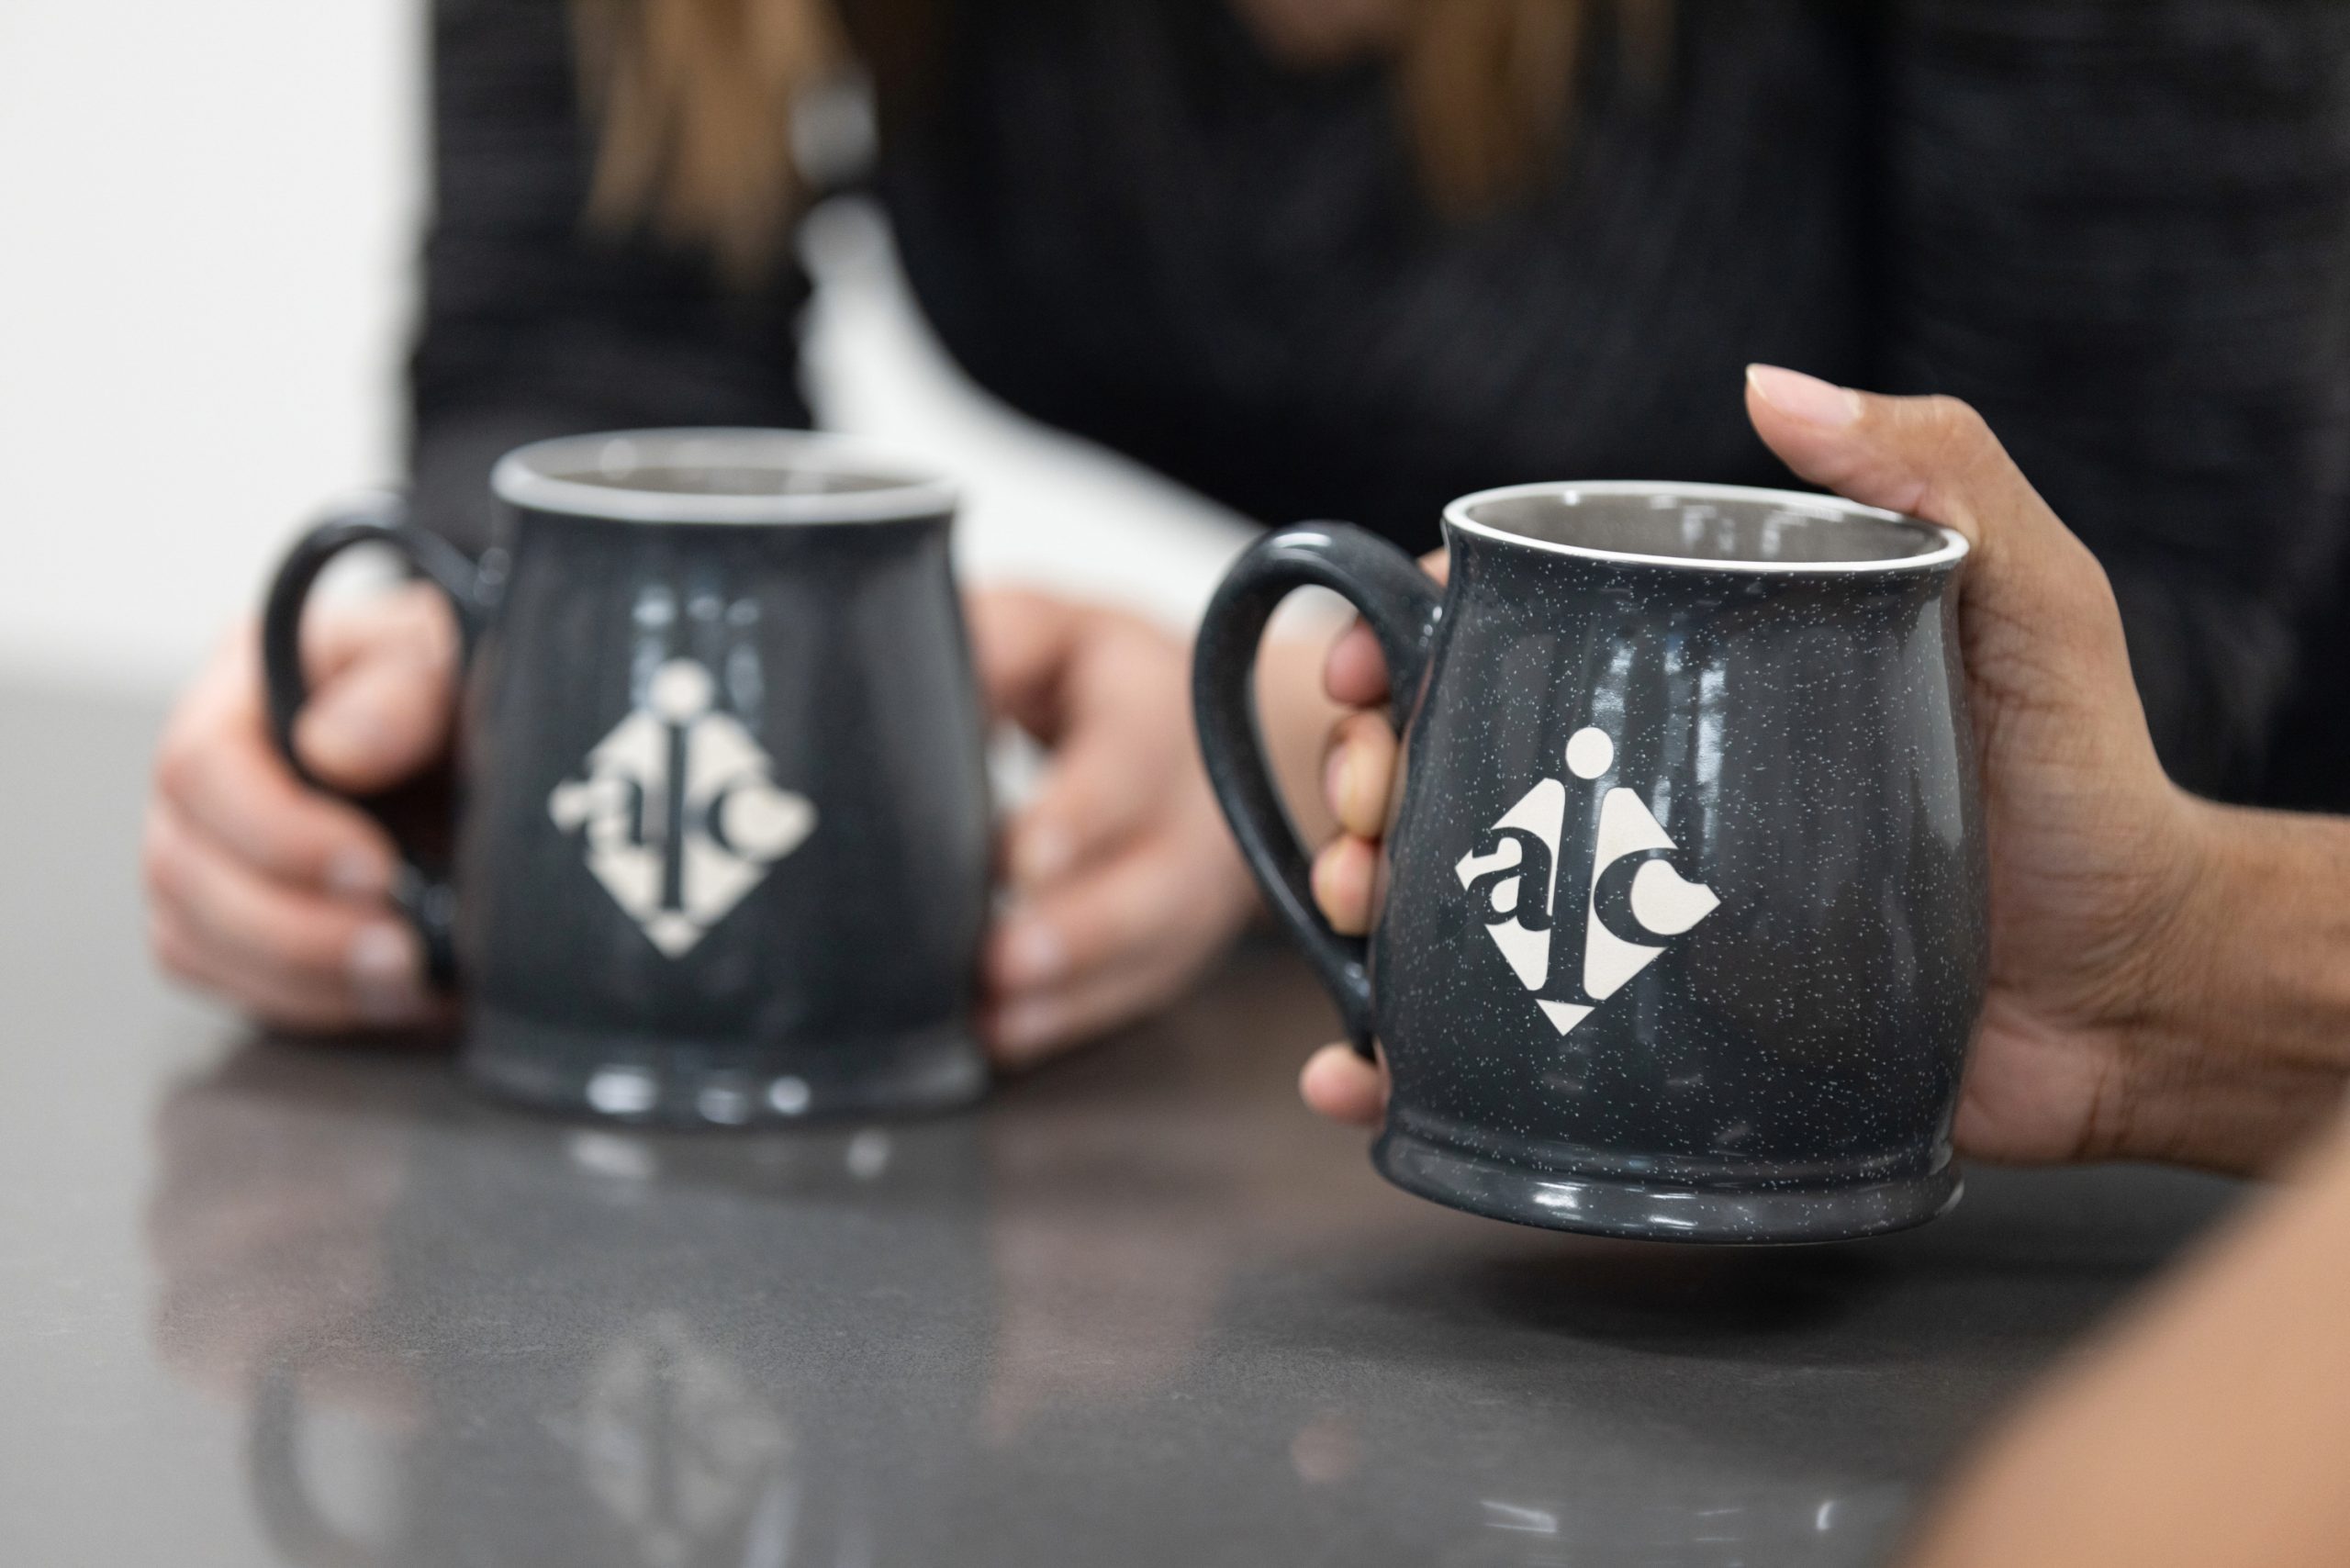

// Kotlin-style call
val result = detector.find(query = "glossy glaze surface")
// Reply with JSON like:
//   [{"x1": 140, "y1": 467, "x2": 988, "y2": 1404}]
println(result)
[
  {"x1": 1201, "y1": 489, "x2": 1984, "y2": 1243},
  {"x1": 5, "y1": 683, "x2": 2237, "y2": 1567},
  {"x1": 263, "y1": 440, "x2": 994, "y2": 1126},
  {"x1": 1382, "y1": 490, "x2": 1984, "y2": 1240},
  {"x1": 454, "y1": 500, "x2": 991, "y2": 1122}
]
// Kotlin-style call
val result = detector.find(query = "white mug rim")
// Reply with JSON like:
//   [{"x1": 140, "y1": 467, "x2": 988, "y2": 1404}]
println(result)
[
  {"x1": 491, "y1": 428, "x2": 958, "y2": 526},
  {"x1": 1443, "y1": 480, "x2": 1969, "y2": 575}
]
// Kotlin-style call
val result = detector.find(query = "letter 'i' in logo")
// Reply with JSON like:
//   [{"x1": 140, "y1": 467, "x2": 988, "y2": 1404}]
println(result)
[
  {"x1": 548, "y1": 658, "x2": 816, "y2": 957},
  {"x1": 1454, "y1": 726, "x2": 1719, "y2": 1036}
]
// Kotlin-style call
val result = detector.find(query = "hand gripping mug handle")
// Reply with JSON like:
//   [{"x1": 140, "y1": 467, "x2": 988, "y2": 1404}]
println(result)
[
  {"x1": 259, "y1": 494, "x2": 487, "y2": 991},
  {"x1": 1192, "y1": 524, "x2": 1443, "y2": 1057}
]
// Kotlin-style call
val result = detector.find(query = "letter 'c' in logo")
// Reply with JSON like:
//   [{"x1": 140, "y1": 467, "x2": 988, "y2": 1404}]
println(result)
[{"x1": 1454, "y1": 726, "x2": 1718, "y2": 1036}]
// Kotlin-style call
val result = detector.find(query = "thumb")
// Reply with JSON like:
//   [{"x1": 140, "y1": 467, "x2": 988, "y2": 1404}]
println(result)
[
  {"x1": 1743, "y1": 365, "x2": 2132, "y2": 680},
  {"x1": 293, "y1": 615, "x2": 457, "y2": 795}
]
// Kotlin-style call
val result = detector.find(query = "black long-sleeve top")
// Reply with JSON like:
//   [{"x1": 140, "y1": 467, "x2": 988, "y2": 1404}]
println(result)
[{"x1": 412, "y1": 0, "x2": 2350, "y2": 803}]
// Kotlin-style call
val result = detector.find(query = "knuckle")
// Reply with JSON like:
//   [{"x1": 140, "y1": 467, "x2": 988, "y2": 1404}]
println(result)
[
  {"x1": 140, "y1": 823, "x2": 185, "y2": 903},
  {"x1": 152, "y1": 734, "x2": 200, "y2": 801},
  {"x1": 1918, "y1": 394, "x2": 1993, "y2": 454}
]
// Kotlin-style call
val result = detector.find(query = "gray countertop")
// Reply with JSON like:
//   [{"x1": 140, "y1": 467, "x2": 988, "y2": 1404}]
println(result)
[{"x1": 1, "y1": 679, "x2": 2244, "y2": 1567}]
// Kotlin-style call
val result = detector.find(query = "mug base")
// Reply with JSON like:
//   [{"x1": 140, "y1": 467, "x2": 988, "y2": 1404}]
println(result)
[
  {"x1": 459, "y1": 1004, "x2": 989, "y2": 1126},
  {"x1": 1372, "y1": 1128, "x2": 1961, "y2": 1245}
]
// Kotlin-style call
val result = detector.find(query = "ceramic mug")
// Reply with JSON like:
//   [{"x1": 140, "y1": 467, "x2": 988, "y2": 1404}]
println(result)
[
  {"x1": 1193, "y1": 483, "x2": 1987, "y2": 1242},
  {"x1": 262, "y1": 430, "x2": 992, "y2": 1124}
]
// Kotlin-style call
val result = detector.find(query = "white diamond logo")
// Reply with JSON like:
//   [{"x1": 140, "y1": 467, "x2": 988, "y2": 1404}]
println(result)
[
  {"x1": 549, "y1": 659, "x2": 816, "y2": 958},
  {"x1": 1454, "y1": 725, "x2": 1718, "y2": 1036}
]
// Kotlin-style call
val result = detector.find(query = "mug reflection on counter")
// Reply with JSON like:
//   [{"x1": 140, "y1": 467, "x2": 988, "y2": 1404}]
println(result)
[
  {"x1": 149, "y1": 1045, "x2": 990, "y2": 1567},
  {"x1": 144, "y1": 1036, "x2": 1294, "y2": 1567},
  {"x1": 144, "y1": 995, "x2": 1917, "y2": 1566}
]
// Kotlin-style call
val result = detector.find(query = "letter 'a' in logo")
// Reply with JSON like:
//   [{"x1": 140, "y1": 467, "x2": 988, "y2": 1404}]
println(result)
[
  {"x1": 548, "y1": 659, "x2": 816, "y2": 958},
  {"x1": 1454, "y1": 726, "x2": 1719, "y2": 1036}
]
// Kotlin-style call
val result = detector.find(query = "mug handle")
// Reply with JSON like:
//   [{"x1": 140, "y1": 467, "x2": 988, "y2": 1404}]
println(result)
[
  {"x1": 260, "y1": 495, "x2": 487, "y2": 990},
  {"x1": 1192, "y1": 524, "x2": 1443, "y2": 1057}
]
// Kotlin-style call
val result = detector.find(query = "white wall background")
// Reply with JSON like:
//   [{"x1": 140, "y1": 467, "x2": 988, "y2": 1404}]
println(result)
[{"x1": 0, "y1": 0, "x2": 1271, "y2": 699}]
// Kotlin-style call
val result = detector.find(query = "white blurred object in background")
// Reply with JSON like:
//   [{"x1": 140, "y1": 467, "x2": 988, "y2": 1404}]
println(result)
[
  {"x1": 0, "y1": 1, "x2": 420, "y2": 691},
  {"x1": 0, "y1": 2, "x2": 1308, "y2": 698}
]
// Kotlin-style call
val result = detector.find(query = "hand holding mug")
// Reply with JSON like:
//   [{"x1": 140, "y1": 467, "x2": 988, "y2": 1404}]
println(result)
[
  {"x1": 1304, "y1": 369, "x2": 2344, "y2": 1179},
  {"x1": 971, "y1": 589, "x2": 1260, "y2": 1066},
  {"x1": 147, "y1": 576, "x2": 1259, "y2": 1063},
  {"x1": 146, "y1": 584, "x2": 456, "y2": 1034}
]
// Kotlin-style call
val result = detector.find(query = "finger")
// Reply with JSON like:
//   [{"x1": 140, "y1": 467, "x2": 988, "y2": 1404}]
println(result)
[
  {"x1": 297, "y1": 580, "x2": 454, "y2": 686},
  {"x1": 1299, "y1": 1042, "x2": 1386, "y2": 1126},
  {"x1": 158, "y1": 598, "x2": 451, "y2": 894},
  {"x1": 985, "y1": 834, "x2": 1228, "y2": 1001},
  {"x1": 1743, "y1": 366, "x2": 2125, "y2": 665},
  {"x1": 966, "y1": 587, "x2": 1090, "y2": 742},
  {"x1": 150, "y1": 906, "x2": 379, "y2": 1035},
  {"x1": 1321, "y1": 711, "x2": 1397, "y2": 839},
  {"x1": 1325, "y1": 545, "x2": 1447, "y2": 705},
  {"x1": 983, "y1": 821, "x2": 1251, "y2": 1065},
  {"x1": 1322, "y1": 550, "x2": 1447, "y2": 708},
  {"x1": 146, "y1": 840, "x2": 422, "y2": 1032},
  {"x1": 1000, "y1": 715, "x2": 1174, "y2": 891},
  {"x1": 157, "y1": 672, "x2": 403, "y2": 901},
  {"x1": 1311, "y1": 834, "x2": 1379, "y2": 937},
  {"x1": 983, "y1": 944, "x2": 1196, "y2": 1070},
  {"x1": 144, "y1": 803, "x2": 432, "y2": 1028},
  {"x1": 292, "y1": 610, "x2": 459, "y2": 796},
  {"x1": 1324, "y1": 621, "x2": 1392, "y2": 708}
]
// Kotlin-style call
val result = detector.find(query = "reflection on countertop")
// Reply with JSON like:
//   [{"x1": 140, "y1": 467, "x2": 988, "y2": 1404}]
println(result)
[
  {"x1": 0, "y1": 678, "x2": 2242, "y2": 1565},
  {"x1": 140, "y1": 946, "x2": 2245, "y2": 1568}
]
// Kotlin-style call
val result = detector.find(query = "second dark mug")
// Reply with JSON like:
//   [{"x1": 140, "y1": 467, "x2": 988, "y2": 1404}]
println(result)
[
  {"x1": 1194, "y1": 483, "x2": 1986, "y2": 1242},
  {"x1": 262, "y1": 430, "x2": 992, "y2": 1124}
]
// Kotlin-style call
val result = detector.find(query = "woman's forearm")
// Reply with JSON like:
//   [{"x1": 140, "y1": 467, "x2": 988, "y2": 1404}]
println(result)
[{"x1": 1908, "y1": 1110, "x2": 2350, "y2": 1568}]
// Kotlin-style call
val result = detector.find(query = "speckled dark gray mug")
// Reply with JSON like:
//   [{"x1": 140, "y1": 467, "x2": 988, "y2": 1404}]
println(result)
[
  {"x1": 261, "y1": 431, "x2": 991, "y2": 1126},
  {"x1": 1195, "y1": 483, "x2": 1986, "y2": 1242}
]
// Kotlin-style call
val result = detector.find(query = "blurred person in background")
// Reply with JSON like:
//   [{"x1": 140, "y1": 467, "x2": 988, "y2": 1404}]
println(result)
[{"x1": 148, "y1": 0, "x2": 2350, "y2": 1062}]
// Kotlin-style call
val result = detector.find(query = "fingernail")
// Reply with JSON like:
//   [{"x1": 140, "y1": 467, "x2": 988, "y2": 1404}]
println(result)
[
  {"x1": 1012, "y1": 823, "x2": 1072, "y2": 888},
  {"x1": 999, "y1": 918, "x2": 1067, "y2": 987},
  {"x1": 326, "y1": 846, "x2": 392, "y2": 901},
  {"x1": 1747, "y1": 364, "x2": 1863, "y2": 428},
  {"x1": 348, "y1": 922, "x2": 425, "y2": 1024}
]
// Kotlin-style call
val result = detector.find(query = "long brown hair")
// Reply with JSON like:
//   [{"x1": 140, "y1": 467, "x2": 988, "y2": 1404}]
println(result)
[{"x1": 575, "y1": 0, "x2": 1673, "y2": 278}]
